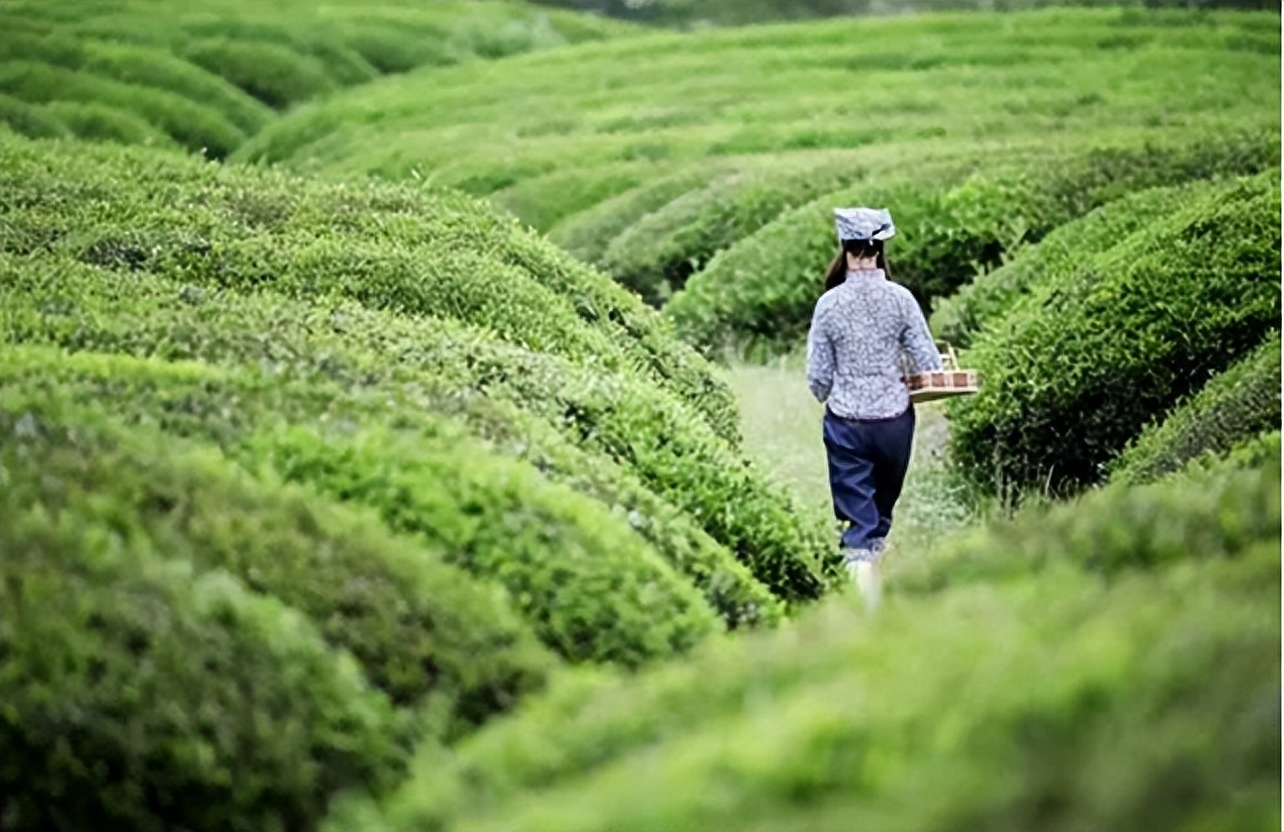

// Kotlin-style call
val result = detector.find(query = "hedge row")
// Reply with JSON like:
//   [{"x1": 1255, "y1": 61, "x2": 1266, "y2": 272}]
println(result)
[
  {"x1": 594, "y1": 154, "x2": 866, "y2": 305},
  {"x1": 0, "y1": 135, "x2": 738, "y2": 441},
  {"x1": 668, "y1": 131, "x2": 1279, "y2": 356},
  {"x1": 362, "y1": 461, "x2": 1280, "y2": 832},
  {"x1": 0, "y1": 0, "x2": 629, "y2": 153},
  {"x1": 1, "y1": 249, "x2": 809, "y2": 615},
  {"x1": 0, "y1": 452, "x2": 409, "y2": 831},
  {"x1": 0, "y1": 345, "x2": 723, "y2": 668},
  {"x1": 948, "y1": 171, "x2": 1281, "y2": 496},
  {"x1": 930, "y1": 178, "x2": 1218, "y2": 348},
  {"x1": 0, "y1": 394, "x2": 557, "y2": 730},
  {"x1": 1107, "y1": 331, "x2": 1281, "y2": 486}
]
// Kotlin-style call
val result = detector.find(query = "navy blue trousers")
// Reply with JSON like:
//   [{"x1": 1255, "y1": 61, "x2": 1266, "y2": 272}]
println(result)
[{"x1": 823, "y1": 407, "x2": 915, "y2": 550}]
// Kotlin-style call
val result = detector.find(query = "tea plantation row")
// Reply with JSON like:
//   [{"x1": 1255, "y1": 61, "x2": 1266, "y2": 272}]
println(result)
[
  {"x1": 0, "y1": 135, "x2": 839, "y2": 830},
  {"x1": 0, "y1": 0, "x2": 630, "y2": 156},
  {"x1": 345, "y1": 452, "x2": 1281, "y2": 832}
]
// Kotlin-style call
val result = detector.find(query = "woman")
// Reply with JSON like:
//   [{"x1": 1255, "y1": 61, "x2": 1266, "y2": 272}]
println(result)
[{"x1": 806, "y1": 207, "x2": 942, "y2": 609}]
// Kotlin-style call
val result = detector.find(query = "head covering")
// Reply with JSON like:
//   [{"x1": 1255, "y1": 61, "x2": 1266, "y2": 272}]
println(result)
[{"x1": 834, "y1": 207, "x2": 895, "y2": 242}]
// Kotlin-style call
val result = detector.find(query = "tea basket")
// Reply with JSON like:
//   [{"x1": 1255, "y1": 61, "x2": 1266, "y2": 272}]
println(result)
[{"x1": 904, "y1": 342, "x2": 980, "y2": 404}]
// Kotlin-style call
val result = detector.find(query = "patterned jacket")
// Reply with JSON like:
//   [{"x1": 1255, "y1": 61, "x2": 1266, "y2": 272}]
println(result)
[{"x1": 806, "y1": 269, "x2": 942, "y2": 420}]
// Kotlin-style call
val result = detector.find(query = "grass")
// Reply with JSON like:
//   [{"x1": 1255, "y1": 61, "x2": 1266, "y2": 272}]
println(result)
[{"x1": 724, "y1": 356, "x2": 978, "y2": 580}]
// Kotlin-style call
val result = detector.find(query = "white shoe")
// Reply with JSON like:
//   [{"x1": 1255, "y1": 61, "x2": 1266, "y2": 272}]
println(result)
[{"x1": 855, "y1": 561, "x2": 882, "y2": 612}]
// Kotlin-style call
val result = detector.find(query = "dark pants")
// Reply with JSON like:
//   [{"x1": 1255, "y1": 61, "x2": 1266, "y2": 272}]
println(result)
[{"x1": 823, "y1": 407, "x2": 915, "y2": 551}]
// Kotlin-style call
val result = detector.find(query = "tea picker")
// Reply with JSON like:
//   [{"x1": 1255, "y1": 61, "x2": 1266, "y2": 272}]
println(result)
[{"x1": 807, "y1": 206, "x2": 979, "y2": 611}]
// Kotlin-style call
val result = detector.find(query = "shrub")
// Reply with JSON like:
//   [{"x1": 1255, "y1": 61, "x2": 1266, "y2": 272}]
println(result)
[
  {"x1": 548, "y1": 164, "x2": 732, "y2": 264},
  {"x1": 181, "y1": 38, "x2": 338, "y2": 110},
  {"x1": 0, "y1": 342, "x2": 728, "y2": 664},
  {"x1": 596, "y1": 157, "x2": 865, "y2": 304},
  {"x1": 0, "y1": 255, "x2": 793, "y2": 623},
  {"x1": 948, "y1": 172, "x2": 1281, "y2": 496},
  {"x1": 1108, "y1": 332, "x2": 1281, "y2": 486},
  {"x1": 892, "y1": 451, "x2": 1281, "y2": 595},
  {"x1": 0, "y1": 92, "x2": 70, "y2": 139},
  {"x1": 42, "y1": 100, "x2": 177, "y2": 146},
  {"x1": 930, "y1": 179, "x2": 1217, "y2": 348},
  {"x1": 0, "y1": 61, "x2": 246, "y2": 156},
  {"x1": 82, "y1": 41, "x2": 273, "y2": 134},
  {"x1": 0, "y1": 396, "x2": 558, "y2": 728},
  {"x1": 0, "y1": 478, "x2": 408, "y2": 832},
  {"x1": 365, "y1": 464, "x2": 1280, "y2": 832},
  {"x1": 0, "y1": 134, "x2": 738, "y2": 439},
  {"x1": 257, "y1": 424, "x2": 723, "y2": 666},
  {"x1": 670, "y1": 132, "x2": 1279, "y2": 356}
]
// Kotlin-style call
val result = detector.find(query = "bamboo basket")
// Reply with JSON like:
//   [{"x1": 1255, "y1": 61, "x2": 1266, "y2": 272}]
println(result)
[{"x1": 904, "y1": 342, "x2": 980, "y2": 404}]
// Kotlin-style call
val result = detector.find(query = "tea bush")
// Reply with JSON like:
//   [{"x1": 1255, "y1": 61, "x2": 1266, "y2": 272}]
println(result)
[
  {"x1": 892, "y1": 451, "x2": 1281, "y2": 595},
  {"x1": 1, "y1": 137, "x2": 841, "y2": 607},
  {"x1": 0, "y1": 0, "x2": 630, "y2": 153},
  {"x1": 669, "y1": 132, "x2": 1279, "y2": 356},
  {"x1": 0, "y1": 61, "x2": 248, "y2": 156},
  {"x1": 0, "y1": 252, "x2": 796, "y2": 622},
  {"x1": 930, "y1": 178, "x2": 1218, "y2": 348},
  {"x1": 0, "y1": 395, "x2": 558, "y2": 728},
  {"x1": 0, "y1": 136, "x2": 737, "y2": 438},
  {"x1": 0, "y1": 344, "x2": 724, "y2": 667},
  {"x1": 364, "y1": 462, "x2": 1279, "y2": 832},
  {"x1": 0, "y1": 474, "x2": 409, "y2": 832},
  {"x1": 948, "y1": 172, "x2": 1281, "y2": 496},
  {"x1": 1108, "y1": 332, "x2": 1281, "y2": 486},
  {"x1": 595, "y1": 154, "x2": 866, "y2": 304},
  {"x1": 233, "y1": 7, "x2": 1279, "y2": 314}
]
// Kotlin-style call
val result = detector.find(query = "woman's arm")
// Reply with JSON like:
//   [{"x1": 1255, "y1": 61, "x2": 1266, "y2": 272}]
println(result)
[
  {"x1": 806, "y1": 302, "x2": 836, "y2": 403},
  {"x1": 900, "y1": 293, "x2": 943, "y2": 373}
]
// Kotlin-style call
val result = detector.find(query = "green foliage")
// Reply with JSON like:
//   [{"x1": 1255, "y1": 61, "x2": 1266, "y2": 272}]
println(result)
[
  {"x1": 0, "y1": 0, "x2": 631, "y2": 154},
  {"x1": 0, "y1": 92, "x2": 70, "y2": 138},
  {"x1": 930, "y1": 178, "x2": 1218, "y2": 348},
  {"x1": 0, "y1": 60, "x2": 247, "y2": 156},
  {"x1": 0, "y1": 137, "x2": 841, "y2": 608},
  {"x1": 0, "y1": 252, "x2": 790, "y2": 626},
  {"x1": 669, "y1": 132, "x2": 1279, "y2": 356},
  {"x1": 1108, "y1": 332, "x2": 1281, "y2": 486},
  {"x1": 363, "y1": 462, "x2": 1280, "y2": 832},
  {"x1": 595, "y1": 156, "x2": 865, "y2": 304},
  {"x1": 41, "y1": 99, "x2": 177, "y2": 147},
  {"x1": 0, "y1": 394, "x2": 557, "y2": 729},
  {"x1": 260, "y1": 426, "x2": 720, "y2": 666},
  {"x1": 0, "y1": 462, "x2": 409, "y2": 831},
  {"x1": 182, "y1": 38, "x2": 341, "y2": 110},
  {"x1": 548, "y1": 164, "x2": 731, "y2": 262},
  {"x1": 893, "y1": 450, "x2": 1281, "y2": 595},
  {"x1": 0, "y1": 342, "x2": 726, "y2": 668},
  {"x1": 949, "y1": 172, "x2": 1281, "y2": 496},
  {"x1": 233, "y1": 7, "x2": 1278, "y2": 314}
]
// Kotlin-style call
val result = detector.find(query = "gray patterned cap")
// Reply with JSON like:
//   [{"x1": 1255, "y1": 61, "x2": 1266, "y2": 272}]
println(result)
[{"x1": 834, "y1": 207, "x2": 895, "y2": 242}]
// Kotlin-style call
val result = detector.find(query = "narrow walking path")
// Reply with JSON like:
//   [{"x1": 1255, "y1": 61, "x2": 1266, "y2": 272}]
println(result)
[{"x1": 722, "y1": 356, "x2": 975, "y2": 586}]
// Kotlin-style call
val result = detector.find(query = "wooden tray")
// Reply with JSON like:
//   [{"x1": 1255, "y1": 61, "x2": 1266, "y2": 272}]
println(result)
[{"x1": 904, "y1": 342, "x2": 979, "y2": 403}]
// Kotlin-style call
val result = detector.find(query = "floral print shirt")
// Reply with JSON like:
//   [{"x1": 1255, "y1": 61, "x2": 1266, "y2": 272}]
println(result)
[{"x1": 806, "y1": 269, "x2": 943, "y2": 420}]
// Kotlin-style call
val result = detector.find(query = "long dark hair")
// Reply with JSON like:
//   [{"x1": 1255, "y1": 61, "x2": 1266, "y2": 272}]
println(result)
[{"x1": 824, "y1": 238, "x2": 890, "y2": 293}]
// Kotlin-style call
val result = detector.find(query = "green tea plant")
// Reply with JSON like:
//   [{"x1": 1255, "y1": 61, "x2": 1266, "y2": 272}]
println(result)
[
  {"x1": 948, "y1": 171, "x2": 1281, "y2": 496},
  {"x1": 0, "y1": 251, "x2": 801, "y2": 621},
  {"x1": 930, "y1": 178, "x2": 1220, "y2": 348},
  {"x1": 0, "y1": 456, "x2": 410, "y2": 831},
  {"x1": 359, "y1": 461, "x2": 1280, "y2": 832},
  {"x1": 669, "y1": 132, "x2": 1279, "y2": 356},
  {"x1": 1108, "y1": 331, "x2": 1282, "y2": 486},
  {"x1": 0, "y1": 0, "x2": 630, "y2": 154},
  {"x1": 0, "y1": 393, "x2": 558, "y2": 729}
]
